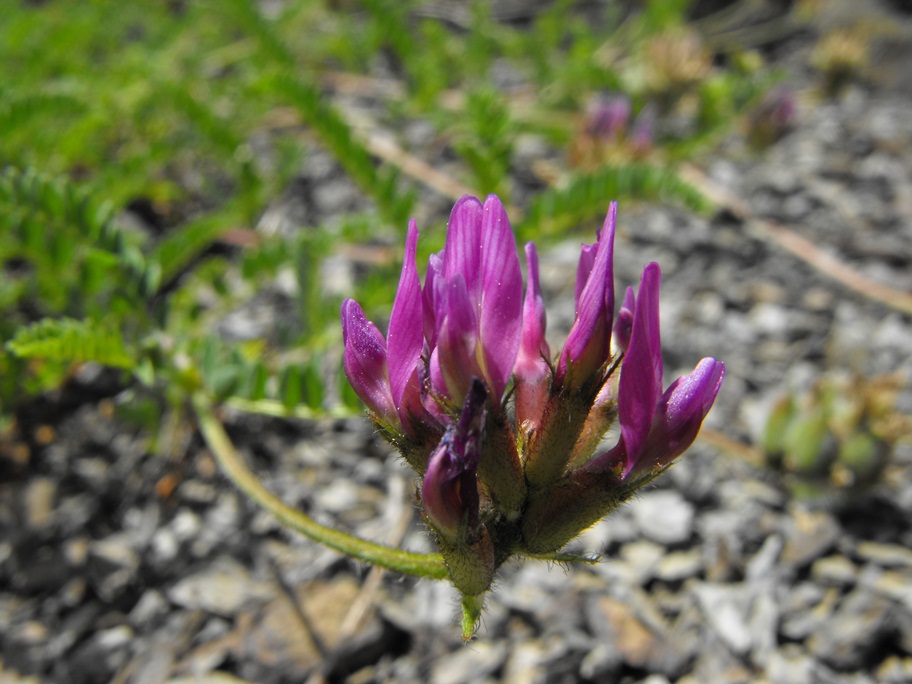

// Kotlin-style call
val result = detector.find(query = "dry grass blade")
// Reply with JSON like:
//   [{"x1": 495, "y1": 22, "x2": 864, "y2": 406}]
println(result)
[{"x1": 680, "y1": 164, "x2": 912, "y2": 316}]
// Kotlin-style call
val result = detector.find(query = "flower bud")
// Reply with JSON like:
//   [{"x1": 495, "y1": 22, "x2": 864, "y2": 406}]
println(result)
[
  {"x1": 583, "y1": 264, "x2": 725, "y2": 481},
  {"x1": 613, "y1": 286, "x2": 635, "y2": 354},
  {"x1": 555, "y1": 203, "x2": 617, "y2": 391},
  {"x1": 422, "y1": 379, "x2": 487, "y2": 541},
  {"x1": 341, "y1": 299, "x2": 398, "y2": 427},
  {"x1": 514, "y1": 243, "x2": 551, "y2": 430}
]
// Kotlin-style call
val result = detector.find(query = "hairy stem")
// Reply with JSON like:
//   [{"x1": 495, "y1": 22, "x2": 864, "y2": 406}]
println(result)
[{"x1": 192, "y1": 393, "x2": 449, "y2": 580}]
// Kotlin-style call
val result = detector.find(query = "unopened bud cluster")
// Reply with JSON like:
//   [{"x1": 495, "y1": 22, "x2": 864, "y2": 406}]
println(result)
[{"x1": 342, "y1": 195, "x2": 724, "y2": 599}]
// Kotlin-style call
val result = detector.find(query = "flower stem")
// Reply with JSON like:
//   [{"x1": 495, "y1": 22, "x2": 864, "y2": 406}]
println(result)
[
  {"x1": 192, "y1": 392, "x2": 449, "y2": 580},
  {"x1": 461, "y1": 593, "x2": 485, "y2": 641}
]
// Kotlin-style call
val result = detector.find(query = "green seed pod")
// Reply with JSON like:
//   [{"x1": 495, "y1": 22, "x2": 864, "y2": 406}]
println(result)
[
  {"x1": 836, "y1": 432, "x2": 888, "y2": 488},
  {"x1": 782, "y1": 408, "x2": 834, "y2": 477},
  {"x1": 762, "y1": 394, "x2": 796, "y2": 466}
]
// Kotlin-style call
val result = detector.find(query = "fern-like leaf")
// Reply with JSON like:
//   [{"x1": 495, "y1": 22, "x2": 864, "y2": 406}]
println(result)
[
  {"x1": 519, "y1": 163, "x2": 714, "y2": 239},
  {"x1": 270, "y1": 74, "x2": 415, "y2": 226},
  {"x1": 6, "y1": 318, "x2": 135, "y2": 370},
  {"x1": 217, "y1": 0, "x2": 415, "y2": 226},
  {"x1": 0, "y1": 166, "x2": 159, "y2": 300}
]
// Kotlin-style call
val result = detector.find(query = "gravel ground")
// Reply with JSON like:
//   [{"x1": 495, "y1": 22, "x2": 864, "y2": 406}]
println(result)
[{"x1": 2, "y1": 3, "x2": 912, "y2": 683}]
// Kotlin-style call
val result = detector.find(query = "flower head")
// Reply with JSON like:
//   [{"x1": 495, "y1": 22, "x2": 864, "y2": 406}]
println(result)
[
  {"x1": 585, "y1": 95, "x2": 631, "y2": 139},
  {"x1": 341, "y1": 195, "x2": 725, "y2": 611}
]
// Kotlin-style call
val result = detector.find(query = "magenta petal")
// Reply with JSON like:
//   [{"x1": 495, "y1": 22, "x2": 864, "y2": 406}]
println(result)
[
  {"x1": 574, "y1": 243, "x2": 596, "y2": 311},
  {"x1": 615, "y1": 263, "x2": 663, "y2": 469},
  {"x1": 613, "y1": 286, "x2": 636, "y2": 353},
  {"x1": 436, "y1": 274, "x2": 479, "y2": 403},
  {"x1": 557, "y1": 203, "x2": 617, "y2": 387},
  {"x1": 340, "y1": 298, "x2": 397, "y2": 425},
  {"x1": 620, "y1": 357, "x2": 725, "y2": 479},
  {"x1": 421, "y1": 434, "x2": 464, "y2": 535},
  {"x1": 421, "y1": 379, "x2": 487, "y2": 537},
  {"x1": 442, "y1": 195, "x2": 484, "y2": 304},
  {"x1": 425, "y1": 348, "x2": 451, "y2": 422},
  {"x1": 517, "y1": 242, "x2": 550, "y2": 365},
  {"x1": 514, "y1": 243, "x2": 551, "y2": 427},
  {"x1": 387, "y1": 220, "x2": 424, "y2": 412},
  {"x1": 658, "y1": 358, "x2": 725, "y2": 456},
  {"x1": 423, "y1": 252, "x2": 444, "y2": 348},
  {"x1": 478, "y1": 195, "x2": 523, "y2": 399}
]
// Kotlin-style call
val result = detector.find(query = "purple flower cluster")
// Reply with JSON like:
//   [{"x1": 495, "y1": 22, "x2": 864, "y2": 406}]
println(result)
[
  {"x1": 573, "y1": 95, "x2": 655, "y2": 167},
  {"x1": 342, "y1": 195, "x2": 723, "y2": 591}
]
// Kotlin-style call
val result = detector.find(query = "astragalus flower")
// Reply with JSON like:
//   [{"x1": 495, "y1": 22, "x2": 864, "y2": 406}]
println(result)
[{"x1": 342, "y1": 194, "x2": 724, "y2": 616}]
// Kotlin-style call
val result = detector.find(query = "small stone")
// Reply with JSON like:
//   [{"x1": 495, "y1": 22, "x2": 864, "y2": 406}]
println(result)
[
  {"x1": 431, "y1": 641, "x2": 507, "y2": 684},
  {"x1": 314, "y1": 478, "x2": 361, "y2": 515},
  {"x1": 895, "y1": 604, "x2": 912, "y2": 654},
  {"x1": 66, "y1": 623, "x2": 132, "y2": 682},
  {"x1": 501, "y1": 639, "x2": 548, "y2": 684},
  {"x1": 750, "y1": 302, "x2": 790, "y2": 335},
  {"x1": 654, "y1": 549, "x2": 703, "y2": 582},
  {"x1": 313, "y1": 178, "x2": 358, "y2": 216},
  {"x1": 585, "y1": 596, "x2": 664, "y2": 670},
  {"x1": 129, "y1": 589, "x2": 170, "y2": 628},
  {"x1": 811, "y1": 555, "x2": 858, "y2": 587},
  {"x1": 780, "y1": 586, "x2": 839, "y2": 641},
  {"x1": 856, "y1": 541, "x2": 912, "y2": 568},
  {"x1": 179, "y1": 481, "x2": 218, "y2": 505},
  {"x1": 629, "y1": 490, "x2": 694, "y2": 546},
  {"x1": 87, "y1": 535, "x2": 140, "y2": 602},
  {"x1": 96, "y1": 625, "x2": 132, "y2": 650},
  {"x1": 245, "y1": 577, "x2": 372, "y2": 677},
  {"x1": 12, "y1": 621, "x2": 48, "y2": 645},
  {"x1": 866, "y1": 569, "x2": 912, "y2": 613},
  {"x1": 12, "y1": 543, "x2": 72, "y2": 594},
  {"x1": 171, "y1": 509, "x2": 203, "y2": 542},
  {"x1": 24, "y1": 478, "x2": 56, "y2": 530},
  {"x1": 745, "y1": 534, "x2": 784, "y2": 581},
  {"x1": 748, "y1": 586, "x2": 779, "y2": 664},
  {"x1": 62, "y1": 538, "x2": 89, "y2": 567},
  {"x1": 766, "y1": 644, "x2": 819, "y2": 684},
  {"x1": 150, "y1": 528, "x2": 179, "y2": 564},
  {"x1": 688, "y1": 629, "x2": 753, "y2": 684},
  {"x1": 692, "y1": 583, "x2": 752, "y2": 656},
  {"x1": 578, "y1": 510, "x2": 639, "y2": 550},
  {"x1": 807, "y1": 589, "x2": 894, "y2": 670},
  {"x1": 878, "y1": 655, "x2": 912, "y2": 683},
  {"x1": 703, "y1": 537, "x2": 736, "y2": 583},
  {"x1": 169, "y1": 675, "x2": 255, "y2": 684},
  {"x1": 780, "y1": 507, "x2": 841, "y2": 569},
  {"x1": 620, "y1": 540, "x2": 664, "y2": 585},
  {"x1": 640, "y1": 677, "x2": 672, "y2": 684},
  {"x1": 41, "y1": 602, "x2": 101, "y2": 663},
  {"x1": 59, "y1": 578, "x2": 87, "y2": 608},
  {"x1": 379, "y1": 578, "x2": 456, "y2": 633},
  {"x1": 579, "y1": 644, "x2": 622, "y2": 680},
  {"x1": 167, "y1": 558, "x2": 273, "y2": 617},
  {"x1": 192, "y1": 493, "x2": 242, "y2": 557}
]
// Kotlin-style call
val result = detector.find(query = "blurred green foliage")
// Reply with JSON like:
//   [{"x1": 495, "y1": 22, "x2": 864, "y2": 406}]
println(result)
[
  {"x1": 762, "y1": 373, "x2": 910, "y2": 501},
  {"x1": 1, "y1": 0, "x2": 777, "y2": 425}
]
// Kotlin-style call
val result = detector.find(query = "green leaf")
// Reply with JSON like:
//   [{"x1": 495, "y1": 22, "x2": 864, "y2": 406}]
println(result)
[
  {"x1": 519, "y1": 163, "x2": 713, "y2": 240},
  {"x1": 279, "y1": 364, "x2": 303, "y2": 411},
  {"x1": 6, "y1": 317, "x2": 135, "y2": 370}
]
